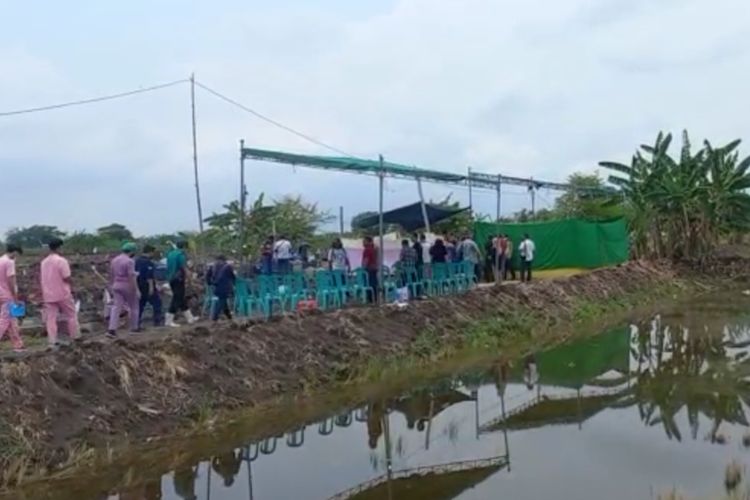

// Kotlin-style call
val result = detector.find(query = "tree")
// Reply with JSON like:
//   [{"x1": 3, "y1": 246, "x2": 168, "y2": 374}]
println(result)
[
  {"x1": 97, "y1": 223, "x2": 134, "y2": 242},
  {"x1": 201, "y1": 193, "x2": 332, "y2": 257},
  {"x1": 554, "y1": 172, "x2": 623, "y2": 220},
  {"x1": 601, "y1": 130, "x2": 750, "y2": 260},
  {"x1": 5, "y1": 225, "x2": 66, "y2": 248}
]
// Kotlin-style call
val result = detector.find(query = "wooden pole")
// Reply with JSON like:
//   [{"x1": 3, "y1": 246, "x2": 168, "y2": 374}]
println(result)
[{"x1": 190, "y1": 74, "x2": 204, "y2": 233}]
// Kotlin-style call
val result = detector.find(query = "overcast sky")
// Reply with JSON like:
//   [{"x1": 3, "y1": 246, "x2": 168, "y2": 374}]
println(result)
[{"x1": 1, "y1": 0, "x2": 749, "y2": 236}]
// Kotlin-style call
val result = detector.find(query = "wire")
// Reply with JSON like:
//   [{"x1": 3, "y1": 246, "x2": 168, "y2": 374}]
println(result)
[
  {"x1": 194, "y1": 80, "x2": 354, "y2": 157},
  {"x1": 0, "y1": 78, "x2": 189, "y2": 117}
]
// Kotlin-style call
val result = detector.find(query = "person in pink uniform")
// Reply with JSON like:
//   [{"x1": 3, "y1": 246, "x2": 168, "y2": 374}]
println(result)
[
  {"x1": 0, "y1": 244, "x2": 25, "y2": 352},
  {"x1": 107, "y1": 242, "x2": 140, "y2": 338},
  {"x1": 40, "y1": 238, "x2": 80, "y2": 348}
]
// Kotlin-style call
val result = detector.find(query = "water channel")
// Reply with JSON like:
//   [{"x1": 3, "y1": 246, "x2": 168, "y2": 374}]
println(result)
[{"x1": 20, "y1": 292, "x2": 750, "y2": 499}]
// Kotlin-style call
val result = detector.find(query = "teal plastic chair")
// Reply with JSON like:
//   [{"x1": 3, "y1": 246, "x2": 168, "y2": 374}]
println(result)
[
  {"x1": 234, "y1": 279, "x2": 252, "y2": 317},
  {"x1": 425, "y1": 263, "x2": 452, "y2": 296},
  {"x1": 282, "y1": 272, "x2": 309, "y2": 310},
  {"x1": 351, "y1": 268, "x2": 374, "y2": 304},
  {"x1": 257, "y1": 275, "x2": 284, "y2": 318},
  {"x1": 450, "y1": 262, "x2": 470, "y2": 292},
  {"x1": 314, "y1": 271, "x2": 342, "y2": 310},
  {"x1": 202, "y1": 285, "x2": 217, "y2": 316},
  {"x1": 399, "y1": 266, "x2": 423, "y2": 298}
]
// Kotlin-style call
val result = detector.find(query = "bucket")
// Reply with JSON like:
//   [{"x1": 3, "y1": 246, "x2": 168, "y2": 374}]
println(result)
[{"x1": 9, "y1": 301, "x2": 25, "y2": 318}]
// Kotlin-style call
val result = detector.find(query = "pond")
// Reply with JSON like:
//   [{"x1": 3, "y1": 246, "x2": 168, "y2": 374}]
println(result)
[{"x1": 19, "y1": 291, "x2": 750, "y2": 499}]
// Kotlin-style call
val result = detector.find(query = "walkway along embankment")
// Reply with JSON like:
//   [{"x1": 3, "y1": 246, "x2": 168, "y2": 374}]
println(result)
[{"x1": 0, "y1": 260, "x2": 727, "y2": 486}]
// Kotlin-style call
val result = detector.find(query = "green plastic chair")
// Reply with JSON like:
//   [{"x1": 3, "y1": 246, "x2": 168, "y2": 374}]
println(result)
[
  {"x1": 425, "y1": 263, "x2": 452, "y2": 296},
  {"x1": 314, "y1": 271, "x2": 342, "y2": 310},
  {"x1": 351, "y1": 268, "x2": 374, "y2": 304},
  {"x1": 399, "y1": 266, "x2": 423, "y2": 298},
  {"x1": 234, "y1": 278, "x2": 252, "y2": 317}
]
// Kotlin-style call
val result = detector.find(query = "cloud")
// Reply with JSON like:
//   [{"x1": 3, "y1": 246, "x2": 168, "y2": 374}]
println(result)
[{"x1": 1, "y1": 0, "x2": 750, "y2": 235}]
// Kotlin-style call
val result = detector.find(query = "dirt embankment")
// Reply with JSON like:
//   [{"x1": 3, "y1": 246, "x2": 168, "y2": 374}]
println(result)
[{"x1": 0, "y1": 260, "x2": 703, "y2": 484}]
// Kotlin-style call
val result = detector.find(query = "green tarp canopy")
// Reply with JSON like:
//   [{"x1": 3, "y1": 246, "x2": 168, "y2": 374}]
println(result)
[
  {"x1": 474, "y1": 217, "x2": 629, "y2": 270},
  {"x1": 355, "y1": 202, "x2": 470, "y2": 232}
]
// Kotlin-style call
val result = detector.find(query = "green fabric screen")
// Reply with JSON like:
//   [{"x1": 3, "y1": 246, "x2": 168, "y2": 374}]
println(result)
[{"x1": 473, "y1": 218, "x2": 629, "y2": 270}]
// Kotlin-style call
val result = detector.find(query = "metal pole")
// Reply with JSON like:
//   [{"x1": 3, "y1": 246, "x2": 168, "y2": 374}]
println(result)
[
  {"x1": 383, "y1": 408, "x2": 393, "y2": 500},
  {"x1": 467, "y1": 166, "x2": 473, "y2": 215},
  {"x1": 496, "y1": 174, "x2": 502, "y2": 221},
  {"x1": 416, "y1": 177, "x2": 431, "y2": 234},
  {"x1": 339, "y1": 206, "x2": 344, "y2": 235},
  {"x1": 530, "y1": 183, "x2": 536, "y2": 216},
  {"x1": 190, "y1": 73, "x2": 204, "y2": 233},
  {"x1": 239, "y1": 139, "x2": 246, "y2": 261},
  {"x1": 378, "y1": 155, "x2": 385, "y2": 302}
]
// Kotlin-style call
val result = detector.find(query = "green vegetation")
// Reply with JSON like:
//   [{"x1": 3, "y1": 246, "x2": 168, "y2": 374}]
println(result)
[{"x1": 601, "y1": 131, "x2": 750, "y2": 260}]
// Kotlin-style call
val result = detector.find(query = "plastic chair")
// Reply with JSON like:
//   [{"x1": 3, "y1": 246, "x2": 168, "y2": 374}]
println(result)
[
  {"x1": 314, "y1": 271, "x2": 342, "y2": 311},
  {"x1": 425, "y1": 263, "x2": 452, "y2": 296},
  {"x1": 330, "y1": 269, "x2": 352, "y2": 305},
  {"x1": 234, "y1": 279, "x2": 252, "y2": 317},
  {"x1": 351, "y1": 268, "x2": 374, "y2": 304},
  {"x1": 399, "y1": 266, "x2": 423, "y2": 298}
]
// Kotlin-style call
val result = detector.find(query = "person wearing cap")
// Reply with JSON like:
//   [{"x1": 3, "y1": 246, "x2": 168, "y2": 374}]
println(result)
[
  {"x1": 40, "y1": 238, "x2": 80, "y2": 348},
  {"x1": 107, "y1": 242, "x2": 140, "y2": 338},
  {"x1": 0, "y1": 244, "x2": 25, "y2": 352}
]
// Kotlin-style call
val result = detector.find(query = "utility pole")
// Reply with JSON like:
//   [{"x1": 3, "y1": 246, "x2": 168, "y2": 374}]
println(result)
[
  {"x1": 530, "y1": 182, "x2": 536, "y2": 216},
  {"x1": 190, "y1": 73, "x2": 204, "y2": 233},
  {"x1": 339, "y1": 206, "x2": 344, "y2": 235},
  {"x1": 416, "y1": 177, "x2": 431, "y2": 234}
]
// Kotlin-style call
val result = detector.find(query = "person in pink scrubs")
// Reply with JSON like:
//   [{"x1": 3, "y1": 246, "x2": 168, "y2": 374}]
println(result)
[
  {"x1": 0, "y1": 244, "x2": 25, "y2": 352},
  {"x1": 107, "y1": 242, "x2": 140, "y2": 338},
  {"x1": 40, "y1": 238, "x2": 80, "y2": 348}
]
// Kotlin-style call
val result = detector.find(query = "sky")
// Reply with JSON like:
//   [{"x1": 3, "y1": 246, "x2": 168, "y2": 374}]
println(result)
[{"x1": 1, "y1": 0, "x2": 749, "y2": 236}]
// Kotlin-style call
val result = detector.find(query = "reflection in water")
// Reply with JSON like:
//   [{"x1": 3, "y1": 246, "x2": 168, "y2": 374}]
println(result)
[{"x1": 30, "y1": 293, "x2": 750, "y2": 500}]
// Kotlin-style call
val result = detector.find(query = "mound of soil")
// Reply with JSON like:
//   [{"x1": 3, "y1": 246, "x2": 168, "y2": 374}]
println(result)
[{"x1": 0, "y1": 260, "x2": 673, "y2": 482}]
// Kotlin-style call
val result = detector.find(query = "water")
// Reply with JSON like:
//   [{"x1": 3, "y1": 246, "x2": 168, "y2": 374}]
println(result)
[{"x1": 20, "y1": 292, "x2": 750, "y2": 499}]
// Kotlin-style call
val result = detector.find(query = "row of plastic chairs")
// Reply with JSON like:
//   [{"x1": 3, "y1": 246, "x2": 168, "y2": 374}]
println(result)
[{"x1": 203, "y1": 262, "x2": 477, "y2": 319}]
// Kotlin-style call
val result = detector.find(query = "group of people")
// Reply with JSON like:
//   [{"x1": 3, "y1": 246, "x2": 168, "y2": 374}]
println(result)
[
  {"x1": 0, "y1": 239, "x2": 82, "y2": 352},
  {"x1": 0, "y1": 238, "x2": 223, "y2": 351},
  {"x1": 485, "y1": 233, "x2": 536, "y2": 283}
]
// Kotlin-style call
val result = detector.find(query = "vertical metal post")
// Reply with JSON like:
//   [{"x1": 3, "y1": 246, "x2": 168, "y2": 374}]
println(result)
[
  {"x1": 339, "y1": 206, "x2": 345, "y2": 235},
  {"x1": 416, "y1": 177, "x2": 431, "y2": 234},
  {"x1": 190, "y1": 73, "x2": 204, "y2": 233},
  {"x1": 383, "y1": 408, "x2": 393, "y2": 500},
  {"x1": 496, "y1": 174, "x2": 502, "y2": 221},
  {"x1": 378, "y1": 155, "x2": 385, "y2": 301},
  {"x1": 239, "y1": 139, "x2": 246, "y2": 260},
  {"x1": 467, "y1": 166, "x2": 473, "y2": 216},
  {"x1": 530, "y1": 183, "x2": 536, "y2": 216}
]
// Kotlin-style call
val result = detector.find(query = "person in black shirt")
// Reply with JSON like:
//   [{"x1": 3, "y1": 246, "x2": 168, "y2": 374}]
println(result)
[
  {"x1": 429, "y1": 238, "x2": 448, "y2": 263},
  {"x1": 210, "y1": 255, "x2": 236, "y2": 321},
  {"x1": 135, "y1": 244, "x2": 163, "y2": 327}
]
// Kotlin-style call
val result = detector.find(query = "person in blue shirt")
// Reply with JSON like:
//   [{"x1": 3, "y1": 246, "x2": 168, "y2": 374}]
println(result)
[
  {"x1": 135, "y1": 244, "x2": 163, "y2": 327},
  {"x1": 210, "y1": 255, "x2": 236, "y2": 322}
]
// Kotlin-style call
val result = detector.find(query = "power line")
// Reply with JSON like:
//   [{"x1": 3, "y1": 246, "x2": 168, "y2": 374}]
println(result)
[
  {"x1": 194, "y1": 80, "x2": 353, "y2": 157},
  {"x1": 0, "y1": 78, "x2": 189, "y2": 117}
]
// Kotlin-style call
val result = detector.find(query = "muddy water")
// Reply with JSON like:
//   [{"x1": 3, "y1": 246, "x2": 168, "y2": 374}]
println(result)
[{"x1": 24, "y1": 292, "x2": 750, "y2": 499}]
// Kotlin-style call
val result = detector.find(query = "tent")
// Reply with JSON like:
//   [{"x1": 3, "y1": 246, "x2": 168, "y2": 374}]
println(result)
[{"x1": 354, "y1": 202, "x2": 470, "y2": 233}]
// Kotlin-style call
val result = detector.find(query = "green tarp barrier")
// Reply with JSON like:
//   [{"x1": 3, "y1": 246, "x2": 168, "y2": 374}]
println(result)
[{"x1": 474, "y1": 218, "x2": 629, "y2": 270}]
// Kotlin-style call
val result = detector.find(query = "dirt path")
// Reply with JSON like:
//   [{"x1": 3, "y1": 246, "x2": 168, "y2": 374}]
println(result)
[{"x1": 0, "y1": 261, "x2": 692, "y2": 485}]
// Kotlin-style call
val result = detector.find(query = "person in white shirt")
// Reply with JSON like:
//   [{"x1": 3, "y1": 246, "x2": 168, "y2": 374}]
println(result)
[
  {"x1": 273, "y1": 235, "x2": 293, "y2": 274},
  {"x1": 518, "y1": 233, "x2": 536, "y2": 282}
]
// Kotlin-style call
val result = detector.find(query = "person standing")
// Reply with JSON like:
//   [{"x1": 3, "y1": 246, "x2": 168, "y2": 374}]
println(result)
[
  {"x1": 458, "y1": 235, "x2": 482, "y2": 283},
  {"x1": 519, "y1": 233, "x2": 536, "y2": 282},
  {"x1": 166, "y1": 241, "x2": 195, "y2": 327},
  {"x1": 273, "y1": 235, "x2": 292, "y2": 274},
  {"x1": 361, "y1": 236, "x2": 379, "y2": 303},
  {"x1": 40, "y1": 238, "x2": 80, "y2": 348},
  {"x1": 445, "y1": 236, "x2": 457, "y2": 263},
  {"x1": 412, "y1": 234, "x2": 424, "y2": 277},
  {"x1": 505, "y1": 235, "x2": 517, "y2": 281},
  {"x1": 107, "y1": 242, "x2": 140, "y2": 338},
  {"x1": 495, "y1": 234, "x2": 509, "y2": 282},
  {"x1": 0, "y1": 244, "x2": 25, "y2": 352},
  {"x1": 260, "y1": 238, "x2": 273, "y2": 275},
  {"x1": 135, "y1": 244, "x2": 162, "y2": 328},
  {"x1": 429, "y1": 238, "x2": 448, "y2": 264},
  {"x1": 210, "y1": 255, "x2": 236, "y2": 322},
  {"x1": 328, "y1": 238, "x2": 351, "y2": 272}
]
